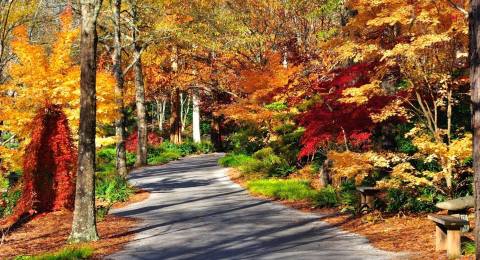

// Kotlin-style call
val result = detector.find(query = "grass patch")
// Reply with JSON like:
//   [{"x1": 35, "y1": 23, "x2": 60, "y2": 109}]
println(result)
[
  {"x1": 15, "y1": 246, "x2": 93, "y2": 260},
  {"x1": 247, "y1": 179, "x2": 318, "y2": 201},
  {"x1": 218, "y1": 153, "x2": 257, "y2": 168}
]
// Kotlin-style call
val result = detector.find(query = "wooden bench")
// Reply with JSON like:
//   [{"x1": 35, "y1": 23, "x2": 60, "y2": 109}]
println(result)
[
  {"x1": 356, "y1": 186, "x2": 380, "y2": 212},
  {"x1": 428, "y1": 214, "x2": 468, "y2": 259}
]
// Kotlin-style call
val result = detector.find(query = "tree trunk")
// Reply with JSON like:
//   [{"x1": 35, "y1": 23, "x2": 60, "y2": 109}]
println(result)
[
  {"x1": 469, "y1": 1, "x2": 480, "y2": 257},
  {"x1": 170, "y1": 88, "x2": 182, "y2": 144},
  {"x1": 111, "y1": 0, "x2": 127, "y2": 177},
  {"x1": 69, "y1": 0, "x2": 102, "y2": 243},
  {"x1": 132, "y1": 2, "x2": 147, "y2": 167},
  {"x1": 155, "y1": 98, "x2": 166, "y2": 132},
  {"x1": 211, "y1": 114, "x2": 223, "y2": 151},
  {"x1": 192, "y1": 89, "x2": 201, "y2": 143}
]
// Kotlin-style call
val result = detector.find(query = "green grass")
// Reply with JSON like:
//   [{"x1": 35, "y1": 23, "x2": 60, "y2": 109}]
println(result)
[
  {"x1": 15, "y1": 246, "x2": 93, "y2": 260},
  {"x1": 218, "y1": 153, "x2": 258, "y2": 168},
  {"x1": 247, "y1": 179, "x2": 318, "y2": 201}
]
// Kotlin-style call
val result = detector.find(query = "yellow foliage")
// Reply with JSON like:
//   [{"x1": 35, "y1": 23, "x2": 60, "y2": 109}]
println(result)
[
  {"x1": 0, "y1": 11, "x2": 116, "y2": 171},
  {"x1": 339, "y1": 80, "x2": 384, "y2": 105}
]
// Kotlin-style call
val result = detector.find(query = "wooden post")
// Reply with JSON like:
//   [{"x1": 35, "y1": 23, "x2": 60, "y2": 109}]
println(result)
[
  {"x1": 435, "y1": 225, "x2": 447, "y2": 251},
  {"x1": 446, "y1": 229, "x2": 461, "y2": 259}
]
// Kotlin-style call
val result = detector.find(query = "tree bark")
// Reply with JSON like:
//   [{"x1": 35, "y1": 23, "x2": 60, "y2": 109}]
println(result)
[
  {"x1": 211, "y1": 114, "x2": 223, "y2": 151},
  {"x1": 192, "y1": 89, "x2": 201, "y2": 143},
  {"x1": 469, "y1": 1, "x2": 480, "y2": 257},
  {"x1": 111, "y1": 0, "x2": 127, "y2": 177},
  {"x1": 155, "y1": 97, "x2": 166, "y2": 132},
  {"x1": 170, "y1": 88, "x2": 182, "y2": 144},
  {"x1": 69, "y1": 0, "x2": 102, "y2": 243},
  {"x1": 131, "y1": 1, "x2": 147, "y2": 167}
]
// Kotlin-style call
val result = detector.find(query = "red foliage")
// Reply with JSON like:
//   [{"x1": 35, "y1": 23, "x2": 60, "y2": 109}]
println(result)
[
  {"x1": 125, "y1": 131, "x2": 163, "y2": 153},
  {"x1": 1, "y1": 104, "x2": 76, "y2": 227},
  {"x1": 298, "y1": 63, "x2": 398, "y2": 158}
]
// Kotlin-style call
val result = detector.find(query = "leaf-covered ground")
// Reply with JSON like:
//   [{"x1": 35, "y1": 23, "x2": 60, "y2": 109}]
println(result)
[{"x1": 0, "y1": 189, "x2": 149, "y2": 259}]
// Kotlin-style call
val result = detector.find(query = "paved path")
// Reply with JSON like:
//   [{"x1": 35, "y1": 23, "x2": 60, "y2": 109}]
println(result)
[{"x1": 109, "y1": 154, "x2": 402, "y2": 260}]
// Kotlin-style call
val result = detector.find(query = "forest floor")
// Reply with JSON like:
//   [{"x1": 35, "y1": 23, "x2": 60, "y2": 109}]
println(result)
[
  {"x1": 229, "y1": 169, "x2": 475, "y2": 259},
  {"x1": 0, "y1": 189, "x2": 149, "y2": 259}
]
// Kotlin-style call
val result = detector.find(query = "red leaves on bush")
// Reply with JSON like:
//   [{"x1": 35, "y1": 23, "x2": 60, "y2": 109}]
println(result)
[
  {"x1": 125, "y1": 131, "x2": 163, "y2": 153},
  {"x1": 1, "y1": 104, "x2": 76, "y2": 227},
  {"x1": 298, "y1": 63, "x2": 398, "y2": 158}
]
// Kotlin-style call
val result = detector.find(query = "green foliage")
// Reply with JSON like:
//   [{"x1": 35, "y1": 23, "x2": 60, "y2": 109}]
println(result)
[
  {"x1": 0, "y1": 189, "x2": 21, "y2": 218},
  {"x1": 312, "y1": 186, "x2": 338, "y2": 207},
  {"x1": 247, "y1": 179, "x2": 318, "y2": 201},
  {"x1": 194, "y1": 141, "x2": 214, "y2": 153},
  {"x1": 226, "y1": 126, "x2": 266, "y2": 155},
  {"x1": 95, "y1": 174, "x2": 133, "y2": 205},
  {"x1": 14, "y1": 246, "x2": 93, "y2": 260},
  {"x1": 385, "y1": 188, "x2": 440, "y2": 213},
  {"x1": 265, "y1": 101, "x2": 287, "y2": 111},
  {"x1": 338, "y1": 180, "x2": 359, "y2": 213},
  {"x1": 218, "y1": 153, "x2": 257, "y2": 168},
  {"x1": 462, "y1": 241, "x2": 476, "y2": 255},
  {"x1": 96, "y1": 146, "x2": 135, "y2": 174}
]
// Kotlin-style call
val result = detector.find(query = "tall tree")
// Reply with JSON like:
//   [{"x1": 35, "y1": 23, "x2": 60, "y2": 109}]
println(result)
[
  {"x1": 470, "y1": 0, "x2": 480, "y2": 257},
  {"x1": 69, "y1": 0, "x2": 103, "y2": 243},
  {"x1": 130, "y1": 0, "x2": 147, "y2": 166},
  {"x1": 110, "y1": 0, "x2": 128, "y2": 177},
  {"x1": 192, "y1": 88, "x2": 201, "y2": 143}
]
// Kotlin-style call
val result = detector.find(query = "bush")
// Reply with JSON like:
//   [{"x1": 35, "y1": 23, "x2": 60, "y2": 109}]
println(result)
[
  {"x1": 0, "y1": 188, "x2": 21, "y2": 218},
  {"x1": 385, "y1": 187, "x2": 439, "y2": 213},
  {"x1": 226, "y1": 127, "x2": 266, "y2": 155},
  {"x1": 313, "y1": 186, "x2": 338, "y2": 207},
  {"x1": 178, "y1": 142, "x2": 197, "y2": 156},
  {"x1": 95, "y1": 175, "x2": 133, "y2": 205},
  {"x1": 218, "y1": 153, "x2": 257, "y2": 168},
  {"x1": 15, "y1": 246, "x2": 93, "y2": 260},
  {"x1": 247, "y1": 179, "x2": 318, "y2": 201},
  {"x1": 195, "y1": 141, "x2": 214, "y2": 153},
  {"x1": 338, "y1": 180, "x2": 359, "y2": 213}
]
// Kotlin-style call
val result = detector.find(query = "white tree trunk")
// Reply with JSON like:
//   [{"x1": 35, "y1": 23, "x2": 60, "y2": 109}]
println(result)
[{"x1": 192, "y1": 89, "x2": 201, "y2": 143}]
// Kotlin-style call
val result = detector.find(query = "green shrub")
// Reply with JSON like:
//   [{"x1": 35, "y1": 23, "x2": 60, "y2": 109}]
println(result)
[
  {"x1": 385, "y1": 187, "x2": 439, "y2": 213},
  {"x1": 463, "y1": 241, "x2": 476, "y2": 255},
  {"x1": 15, "y1": 246, "x2": 93, "y2": 260},
  {"x1": 195, "y1": 141, "x2": 214, "y2": 153},
  {"x1": 95, "y1": 175, "x2": 133, "y2": 205},
  {"x1": 226, "y1": 127, "x2": 266, "y2": 154},
  {"x1": 218, "y1": 153, "x2": 257, "y2": 168},
  {"x1": 313, "y1": 186, "x2": 338, "y2": 207},
  {"x1": 338, "y1": 180, "x2": 358, "y2": 213},
  {"x1": 247, "y1": 179, "x2": 317, "y2": 201},
  {"x1": 178, "y1": 142, "x2": 197, "y2": 156},
  {"x1": 0, "y1": 189, "x2": 22, "y2": 218}
]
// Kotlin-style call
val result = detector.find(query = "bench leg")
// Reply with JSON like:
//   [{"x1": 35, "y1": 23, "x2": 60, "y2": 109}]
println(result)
[
  {"x1": 435, "y1": 225, "x2": 447, "y2": 251},
  {"x1": 446, "y1": 230, "x2": 461, "y2": 259}
]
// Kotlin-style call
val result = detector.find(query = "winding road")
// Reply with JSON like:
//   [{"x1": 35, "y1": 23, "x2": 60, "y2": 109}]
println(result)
[{"x1": 108, "y1": 153, "x2": 403, "y2": 260}]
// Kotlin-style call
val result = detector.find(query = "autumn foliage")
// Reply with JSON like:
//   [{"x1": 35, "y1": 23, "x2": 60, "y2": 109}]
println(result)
[
  {"x1": 125, "y1": 131, "x2": 163, "y2": 153},
  {"x1": 1, "y1": 105, "x2": 76, "y2": 227}
]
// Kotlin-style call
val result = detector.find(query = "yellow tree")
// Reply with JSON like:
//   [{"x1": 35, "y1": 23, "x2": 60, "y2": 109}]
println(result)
[{"x1": 0, "y1": 10, "x2": 116, "y2": 173}]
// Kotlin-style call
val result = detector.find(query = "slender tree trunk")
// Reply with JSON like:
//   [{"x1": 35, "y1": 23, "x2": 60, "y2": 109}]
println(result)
[
  {"x1": 180, "y1": 93, "x2": 190, "y2": 133},
  {"x1": 180, "y1": 92, "x2": 185, "y2": 132},
  {"x1": 170, "y1": 88, "x2": 182, "y2": 144},
  {"x1": 470, "y1": 1, "x2": 480, "y2": 257},
  {"x1": 155, "y1": 98, "x2": 166, "y2": 132},
  {"x1": 69, "y1": 0, "x2": 102, "y2": 243},
  {"x1": 131, "y1": 2, "x2": 147, "y2": 166},
  {"x1": 211, "y1": 114, "x2": 223, "y2": 151},
  {"x1": 192, "y1": 89, "x2": 201, "y2": 143},
  {"x1": 111, "y1": 0, "x2": 127, "y2": 177}
]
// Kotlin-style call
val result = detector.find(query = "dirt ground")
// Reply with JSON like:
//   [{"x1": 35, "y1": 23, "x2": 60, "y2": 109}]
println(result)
[{"x1": 0, "y1": 189, "x2": 149, "y2": 259}]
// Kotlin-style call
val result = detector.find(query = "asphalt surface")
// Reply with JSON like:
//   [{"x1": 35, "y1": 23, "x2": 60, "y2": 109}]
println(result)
[{"x1": 108, "y1": 153, "x2": 403, "y2": 260}]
